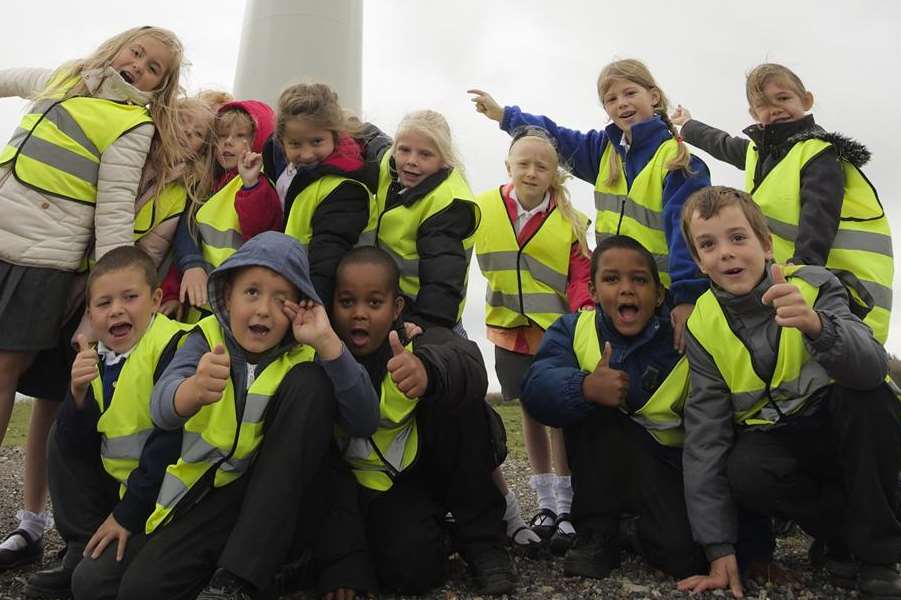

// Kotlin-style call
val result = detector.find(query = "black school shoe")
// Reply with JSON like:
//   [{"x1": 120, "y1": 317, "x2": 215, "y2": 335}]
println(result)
[
  {"x1": 529, "y1": 508, "x2": 558, "y2": 541},
  {"x1": 0, "y1": 528, "x2": 43, "y2": 571},
  {"x1": 23, "y1": 563, "x2": 73, "y2": 600},
  {"x1": 461, "y1": 542, "x2": 517, "y2": 595},
  {"x1": 548, "y1": 513, "x2": 575, "y2": 556},
  {"x1": 197, "y1": 569, "x2": 255, "y2": 600},
  {"x1": 563, "y1": 530, "x2": 621, "y2": 580}
]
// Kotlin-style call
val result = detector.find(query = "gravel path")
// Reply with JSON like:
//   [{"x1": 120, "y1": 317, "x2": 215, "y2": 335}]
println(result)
[{"x1": 0, "y1": 446, "x2": 858, "y2": 599}]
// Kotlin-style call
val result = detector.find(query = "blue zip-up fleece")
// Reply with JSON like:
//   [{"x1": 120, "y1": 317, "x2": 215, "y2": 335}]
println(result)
[
  {"x1": 152, "y1": 231, "x2": 379, "y2": 435},
  {"x1": 521, "y1": 306, "x2": 682, "y2": 429},
  {"x1": 500, "y1": 107, "x2": 710, "y2": 306}
]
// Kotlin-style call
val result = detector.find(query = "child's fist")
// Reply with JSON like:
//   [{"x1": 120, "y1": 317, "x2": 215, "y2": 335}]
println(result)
[
  {"x1": 238, "y1": 151, "x2": 263, "y2": 187},
  {"x1": 670, "y1": 105, "x2": 692, "y2": 127},
  {"x1": 761, "y1": 264, "x2": 822, "y2": 338},
  {"x1": 70, "y1": 334, "x2": 99, "y2": 408},
  {"x1": 582, "y1": 341, "x2": 629, "y2": 408},
  {"x1": 194, "y1": 344, "x2": 231, "y2": 405},
  {"x1": 386, "y1": 330, "x2": 428, "y2": 399},
  {"x1": 467, "y1": 89, "x2": 504, "y2": 122}
]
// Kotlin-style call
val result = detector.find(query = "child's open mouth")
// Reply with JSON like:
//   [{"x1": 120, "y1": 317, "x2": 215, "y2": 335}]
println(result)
[
  {"x1": 349, "y1": 327, "x2": 369, "y2": 347},
  {"x1": 120, "y1": 71, "x2": 135, "y2": 85},
  {"x1": 249, "y1": 324, "x2": 270, "y2": 337},
  {"x1": 724, "y1": 267, "x2": 743, "y2": 276},
  {"x1": 109, "y1": 323, "x2": 132, "y2": 339},
  {"x1": 617, "y1": 303, "x2": 640, "y2": 323},
  {"x1": 619, "y1": 110, "x2": 637, "y2": 120}
]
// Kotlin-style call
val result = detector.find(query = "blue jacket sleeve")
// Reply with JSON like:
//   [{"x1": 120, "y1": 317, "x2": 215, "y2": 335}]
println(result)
[
  {"x1": 501, "y1": 106, "x2": 608, "y2": 185},
  {"x1": 663, "y1": 155, "x2": 711, "y2": 305},
  {"x1": 520, "y1": 315, "x2": 595, "y2": 428},
  {"x1": 173, "y1": 211, "x2": 206, "y2": 272}
]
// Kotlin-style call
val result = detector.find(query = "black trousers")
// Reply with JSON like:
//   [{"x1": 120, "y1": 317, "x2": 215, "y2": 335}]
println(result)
[
  {"x1": 68, "y1": 363, "x2": 339, "y2": 600},
  {"x1": 727, "y1": 382, "x2": 901, "y2": 565},
  {"x1": 564, "y1": 408, "x2": 707, "y2": 578},
  {"x1": 361, "y1": 398, "x2": 506, "y2": 594}
]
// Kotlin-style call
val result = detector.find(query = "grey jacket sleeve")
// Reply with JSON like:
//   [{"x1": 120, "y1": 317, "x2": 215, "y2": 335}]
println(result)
[
  {"x1": 805, "y1": 272, "x2": 888, "y2": 389},
  {"x1": 681, "y1": 119, "x2": 750, "y2": 170},
  {"x1": 317, "y1": 345, "x2": 380, "y2": 437},
  {"x1": 151, "y1": 330, "x2": 211, "y2": 430},
  {"x1": 682, "y1": 330, "x2": 738, "y2": 560}
]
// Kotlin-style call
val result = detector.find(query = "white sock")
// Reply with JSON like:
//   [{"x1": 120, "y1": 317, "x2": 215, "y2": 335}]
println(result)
[
  {"x1": 554, "y1": 475, "x2": 576, "y2": 535},
  {"x1": 503, "y1": 491, "x2": 541, "y2": 544},
  {"x1": 0, "y1": 510, "x2": 51, "y2": 551},
  {"x1": 529, "y1": 473, "x2": 557, "y2": 524}
]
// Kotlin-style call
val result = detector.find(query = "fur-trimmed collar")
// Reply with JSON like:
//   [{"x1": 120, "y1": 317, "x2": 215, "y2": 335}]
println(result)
[{"x1": 743, "y1": 115, "x2": 870, "y2": 167}]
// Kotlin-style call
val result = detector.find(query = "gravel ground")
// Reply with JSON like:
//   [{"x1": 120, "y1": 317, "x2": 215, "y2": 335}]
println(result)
[{"x1": 0, "y1": 446, "x2": 860, "y2": 600}]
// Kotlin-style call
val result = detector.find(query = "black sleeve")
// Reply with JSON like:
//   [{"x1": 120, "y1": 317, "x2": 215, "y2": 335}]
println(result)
[
  {"x1": 408, "y1": 200, "x2": 477, "y2": 329},
  {"x1": 412, "y1": 326, "x2": 488, "y2": 414},
  {"x1": 681, "y1": 119, "x2": 750, "y2": 170},
  {"x1": 54, "y1": 391, "x2": 102, "y2": 457},
  {"x1": 309, "y1": 182, "x2": 371, "y2": 307},
  {"x1": 355, "y1": 122, "x2": 393, "y2": 163},
  {"x1": 262, "y1": 134, "x2": 285, "y2": 183},
  {"x1": 794, "y1": 149, "x2": 844, "y2": 266}
]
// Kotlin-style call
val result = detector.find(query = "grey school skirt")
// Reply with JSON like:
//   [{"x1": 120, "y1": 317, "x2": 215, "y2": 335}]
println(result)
[
  {"x1": 494, "y1": 346, "x2": 536, "y2": 402},
  {"x1": 0, "y1": 260, "x2": 75, "y2": 351}
]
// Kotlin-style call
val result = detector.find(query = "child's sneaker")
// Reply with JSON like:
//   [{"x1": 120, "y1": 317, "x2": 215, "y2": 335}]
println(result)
[{"x1": 197, "y1": 568, "x2": 254, "y2": 600}]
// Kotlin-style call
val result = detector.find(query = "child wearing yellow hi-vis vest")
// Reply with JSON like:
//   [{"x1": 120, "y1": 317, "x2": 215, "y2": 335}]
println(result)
[
  {"x1": 22, "y1": 247, "x2": 191, "y2": 598},
  {"x1": 329, "y1": 246, "x2": 515, "y2": 596},
  {"x1": 672, "y1": 63, "x2": 893, "y2": 343},
  {"x1": 678, "y1": 187, "x2": 901, "y2": 600},
  {"x1": 66, "y1": 233, "x2": 379, "y2": 600},
  {"x1": 521, "y1": 235, "x2": 706, "y2": 582}
]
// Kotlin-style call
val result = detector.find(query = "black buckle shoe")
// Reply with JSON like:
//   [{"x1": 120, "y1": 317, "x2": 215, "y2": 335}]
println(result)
[
  {"x1": 859, "y1": 563, "x2": 901, "y2": 599},
  {"x1": 563, "y1": 531, "x2": 621, "y2": 580},
  {"x1": 0, "y1": 528, "x2": 43, "y2": 572},
  {"x1": 528, "y1": 508, "x2": 558, "y2": 541},
  {"x1": 23, "y1": 563, "x2": 73, "y2": 600},
  {"x1": 461, "y1": 542, "x2": 517, "y2": 595},
  {"x1": 549, "y1": 513, "x2": 575, "y2": 557},
  {"x1": 197, "y1": 568, "x2": 255, "y2": 600}
]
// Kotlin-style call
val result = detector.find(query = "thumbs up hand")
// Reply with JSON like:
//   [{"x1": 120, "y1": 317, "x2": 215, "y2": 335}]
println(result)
[
  {"x1": 70, "y1": 334, "x2": 99, "y2": 408},
  {"x1": 386, "y1": 330, "x2": 428, "y2": 399},
  {"x1": 192, "y1": 344, "x2": 231, "y2": 406},
  {"x1": 761, "y1": 264, "x2": 822, "y2": 338},
  {"x1": 581, "y1": 341, "x2": 630, "y2": 408}
]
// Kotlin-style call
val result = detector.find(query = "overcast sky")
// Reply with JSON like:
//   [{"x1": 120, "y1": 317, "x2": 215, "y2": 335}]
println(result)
[{"x1": 2, "y1": 0, "x2": 899, "y2": 389}]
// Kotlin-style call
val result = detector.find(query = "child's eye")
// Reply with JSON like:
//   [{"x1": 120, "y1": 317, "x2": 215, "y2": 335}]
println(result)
[
  {"x1": 339, "y1": 299, "x2": 353, "y2": 308},
  {"x1": 245, "y1": 287, "x2": 258, "y2": 296},
  {"x1": 602, "y1": 274, "x2": 618, "y2": 283},
  {"x1": 369, "y1": 299, "x2": 383, "y2": 308},
  {"x1": 698, "y1": 240, "x2": 713, "y2": 250},
  {"x1": 634, "y1": 276, "x2": 648, "y2": 285}
]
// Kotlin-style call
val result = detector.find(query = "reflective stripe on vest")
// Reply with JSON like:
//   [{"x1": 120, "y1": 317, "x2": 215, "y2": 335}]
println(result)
[
  {"x1": 744, "y1": 139, "x2": 893, "y2": 342},
  {"x1": 373, "y1": 152, "x2": 480, "y2": 321},
  {"x1": 593, "y1": 139, "x2": 678, "y2": 289},
  {"x1": 145, "y1": 316, "x2": 315, "y2": 533},
  {"x1": 0, "y1": 76, "x2": 152, "y2": 204},
  {"x1": 475, "y1": 187, "x2": 586, "y2": 330},
  {"x1": 195, "y1": 175, "x2": 246, "y2": 269},
  {"x1": 571, "y1": 310, "x2": 687, "y2": 446},
  {"x1": 285, "y1": 175, "x2": 372, "y2": 251},
  {"x1": 343, "y1": 342, "x2": 419, "y2": 491},
  {"x1": 687, "y1": 266, "x2": 834, "y2": 426},
  {"x1": 92, "y1": 316, "x2": 192, "y2": 493}
]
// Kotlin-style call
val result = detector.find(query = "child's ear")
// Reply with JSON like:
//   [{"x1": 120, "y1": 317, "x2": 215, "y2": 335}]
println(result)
[
  {"x1": 763, "y1": 234, "x2": 775, "y2": 260},
  {"x1": 504, "y1": 159, "x2": 512, "y2": 179},
  {"x1": 588, "y1": 279, "x2": 600, "y2": 305},
  {"x1": 151, "y1": 287, "x2": 163, "y2": 311},
  {"x1": 392, "y1": 294, "x2": 405, "y2": 320},
  {"x1": 802, "y1": 91, "x2": 814, "y2": 112},
  {"x1": 655, "y1": 285, "x2": 665, "y2": 307}
]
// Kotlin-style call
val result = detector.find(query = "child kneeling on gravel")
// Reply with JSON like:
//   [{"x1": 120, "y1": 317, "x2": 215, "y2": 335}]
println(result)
[
  {"x1": 24, "y1": 247, "x2": 193, "y2": 599},
  {"x1": 331, "y1": 246, "x2": 516, "y2": 596}
]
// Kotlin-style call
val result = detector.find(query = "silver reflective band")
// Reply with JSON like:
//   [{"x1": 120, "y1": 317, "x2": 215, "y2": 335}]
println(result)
[
  {"x1": 15, "y1": 133, "x2": 99, "y2": 185},
  {"x1": 356, "y1": 230, "x2": 376, "y2": 247},
  {"x1": 101, "y1": 431, "x2": 152, "y2": 460},
  {"x1": 157, "y1": 471, "x2": 189, "y2": 508},
  {"x1": 196, "y1": 222, "x2": 243, "y2": 251},
  {"x1": 594, "y1": 192, "x2": 664, "y2": 231},
  {"x1": 767, "y1": 217, "x2": 893, "y2": 257},
  {"x1": 379, "y1": 244, "x2": 419, "y2": 279},
  {"x1": 243, "y1": 393, "x2": 271, "y2": 424},
  {"x1": 43, "y1": 105, "x2": 101, "y2": 158},
  {"x1": 477, "y1": 251, "x2": 568, "y2": 293},
  {"x1": 485, "y1": 289, "x2": 568, "y2": 315}
]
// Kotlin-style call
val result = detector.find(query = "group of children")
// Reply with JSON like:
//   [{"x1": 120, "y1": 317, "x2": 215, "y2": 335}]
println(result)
[{"x1": 0, "y1": 23, "x2": 897, "y2": 600}]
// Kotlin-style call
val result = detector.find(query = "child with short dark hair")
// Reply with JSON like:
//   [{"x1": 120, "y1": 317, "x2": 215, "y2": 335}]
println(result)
[
  {"x1": 68, "y1": 232, "x2": 378, "y2": 600},
  {"x1": 23, "y1": 246, "x2": 192, "y2": 598},
  {"x1": 678, "y1": 186, "x2": 901, "y2": 599},
  {"x1": 330, "y1": 246, "x2": 515, "y2": 596},
  {"x1": 521, "y1": 235, "x2": 706, "y2": 580}
]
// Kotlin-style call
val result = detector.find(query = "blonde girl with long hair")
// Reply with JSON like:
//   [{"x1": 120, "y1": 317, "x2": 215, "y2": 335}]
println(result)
[
  {"x1": 473, "y1": 126, "x2": 592, "y2": 555},
  {"x1": 470, "y1": 58, "x2": 711, "y2": 354},
  {"x1": 0, "y1": 25, "x2": 184, "y2": 571}
]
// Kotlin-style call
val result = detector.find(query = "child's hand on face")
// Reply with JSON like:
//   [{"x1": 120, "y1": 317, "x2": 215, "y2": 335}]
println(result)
[
  {"x1": 180, "y1": 267, "x2": 208, "y2": 308},
  {"x1": 582, "y1": 342, "x2": 629, "y2": 408},
  {"x1": 282, "y1": 299, "x2": 343, "y2": 360},
  {"x1": 193, "y1": 344, "x2": 231, "y2": 406},
  {"x1": 670, "y1": 104, "x2": 692, "y2": 127},
  {"x1": 387, "y1": 330, "x2": 428, "y2": 399},
  {"x1": 70, "y1": 334, "x2": 99, "y2": 409},
  {"x1": 238, "y1": 150, "x2": 263, "y2": 188},
  {"x1": 761, "y1": 264, "x2": 823, "y2": 338},
  {"x1": 467, "y1": 89, "x2": 504, "y2": 122}
]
